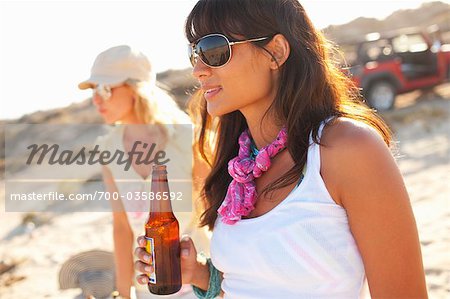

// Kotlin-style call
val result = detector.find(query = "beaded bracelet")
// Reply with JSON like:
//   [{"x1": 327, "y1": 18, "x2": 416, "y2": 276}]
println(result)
[{"x1": 192, "y1": 258, "x2": 221, "y2": 299}]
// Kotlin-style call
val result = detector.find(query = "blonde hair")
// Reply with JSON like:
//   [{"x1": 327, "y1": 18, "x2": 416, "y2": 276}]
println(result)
[{"x1": 127, "y1": 80, "x2": 191, "y2": 125}]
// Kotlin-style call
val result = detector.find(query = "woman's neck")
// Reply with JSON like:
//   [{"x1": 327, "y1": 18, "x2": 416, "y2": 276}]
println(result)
[
  {"x1": 244, "y1": 113, "x2": 283, "y2": 150},
  {"x1": 120, "y1": 115, "x2": 141, "y2": 124},
  {"x1": 116, "y1": 110, "x2": 142, "y2": 124},
  {"x1": 239, "y1": 87, "x2": 282, "y2": 149}
]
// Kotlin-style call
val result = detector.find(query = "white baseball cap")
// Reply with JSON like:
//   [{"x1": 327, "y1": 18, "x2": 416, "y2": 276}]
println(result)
[{"x1": 78, "y1": 45, "x2": 155, "y2": 90}]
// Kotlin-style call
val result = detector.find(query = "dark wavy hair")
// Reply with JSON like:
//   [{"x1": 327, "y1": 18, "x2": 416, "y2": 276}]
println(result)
[{"x1": 185, "y1": 0, "x2": 393, "y2": 230}]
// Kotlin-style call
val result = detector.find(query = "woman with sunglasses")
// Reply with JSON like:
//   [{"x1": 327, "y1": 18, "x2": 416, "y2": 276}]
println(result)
[
  {"x1": 134, "y1": 0, "x2": 428, "y2": 298},
  {"x1": 79, "y1": 45, "x2": 209, "y2": 299}
]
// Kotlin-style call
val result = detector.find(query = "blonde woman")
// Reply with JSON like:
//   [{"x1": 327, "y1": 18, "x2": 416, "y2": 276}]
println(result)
[{"x1": 79, "y1": 45, "x2": 209, "y2": 299}]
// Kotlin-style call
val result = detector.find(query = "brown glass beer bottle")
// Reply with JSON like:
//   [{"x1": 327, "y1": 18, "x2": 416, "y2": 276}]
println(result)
[{"x1": 145, "y1": 165, "x2": 182, "y2": 295}]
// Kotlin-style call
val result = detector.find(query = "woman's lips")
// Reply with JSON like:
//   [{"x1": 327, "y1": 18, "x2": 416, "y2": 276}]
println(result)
[{"x1": 204, "y1": 87, "x2": 222, "y2": 100}]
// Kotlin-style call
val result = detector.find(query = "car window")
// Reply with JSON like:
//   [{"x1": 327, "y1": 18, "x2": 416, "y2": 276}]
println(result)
[
  {"x1": 358, "y1": 39, "x2": 393, "y2": 63},
  {"x1": 392, "y1": 34, "x2": 428, "y2": 53}
]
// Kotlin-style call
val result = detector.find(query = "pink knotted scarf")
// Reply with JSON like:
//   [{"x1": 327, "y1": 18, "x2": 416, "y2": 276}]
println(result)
[{"x1": 217, "y1": 127, "x2": 288, "y2": 224}]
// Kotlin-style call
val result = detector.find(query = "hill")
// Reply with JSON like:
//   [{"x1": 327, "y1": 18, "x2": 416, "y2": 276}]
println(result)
[{"x1": 323, "y1": 1, "x2": 450, "y2": 45}]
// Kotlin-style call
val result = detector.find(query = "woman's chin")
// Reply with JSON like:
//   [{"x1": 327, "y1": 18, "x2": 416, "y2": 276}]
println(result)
[
  {"x1": 207, "y1": 109, "x2": 226, "y2": 118},
  {"x1": 102, "y1": 115, "x2": 116, "y2": 125},
  {"x1": 207, "y1": 103, "x2": 233, "y2": 118}
]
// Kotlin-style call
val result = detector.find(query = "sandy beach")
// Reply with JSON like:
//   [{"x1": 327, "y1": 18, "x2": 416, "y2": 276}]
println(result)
[{"x1": 0, "y1": 84, "x2": 449, "y2": 298}]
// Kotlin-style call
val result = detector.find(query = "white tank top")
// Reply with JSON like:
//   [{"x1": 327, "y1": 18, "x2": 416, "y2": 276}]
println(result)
[{"x1": 210, "y1": 118, "x2": 366, "y2": 299}]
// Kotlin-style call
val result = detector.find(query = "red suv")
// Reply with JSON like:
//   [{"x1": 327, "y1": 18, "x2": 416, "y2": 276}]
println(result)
[{"x1": 344, "y1": 27, "x2": 450, "y2": 111}]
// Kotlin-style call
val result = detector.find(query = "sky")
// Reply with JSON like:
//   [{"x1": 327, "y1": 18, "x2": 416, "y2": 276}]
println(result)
[{"x1": 0, "y1": 0, "x2": 443, "y2": 120}]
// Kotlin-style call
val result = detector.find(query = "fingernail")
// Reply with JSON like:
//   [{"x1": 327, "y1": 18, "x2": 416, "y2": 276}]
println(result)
[
  {"x1": 144, "y1": 255, "x2": 151, "y2": 262},
  {"x1": 181, "y1": 249, "x2": 189, "y2": 257},
  {"x1": 181, "y1": 235, "x2": 190, "y2": 242},
  {"x1": 145, "y1": 266, "x2": 153, "y2": 273}
]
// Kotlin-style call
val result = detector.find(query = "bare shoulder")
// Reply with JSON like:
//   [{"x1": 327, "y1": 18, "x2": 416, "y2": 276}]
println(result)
[
  {"x1": 319, "y1": 119, "x2": 427, "y2": 298},
  {"x1": 319, "y1": 117, "x2": 396, "y2": 207},
  {"x1": 321, "y1": 117, "x2": 387, "y2": 151}
]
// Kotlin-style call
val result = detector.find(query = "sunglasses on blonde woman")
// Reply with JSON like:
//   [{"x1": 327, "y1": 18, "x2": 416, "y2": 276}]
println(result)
[
  {"x1": 93, "y1": 84, "x2": 113, "y2": 101},
  {"x1": 188, "y1": 33, "x2": 273, "y2": 68}
]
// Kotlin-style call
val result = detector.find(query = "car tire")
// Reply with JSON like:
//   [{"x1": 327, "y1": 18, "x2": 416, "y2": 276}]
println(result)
[{"x1": 366, "y1": 80, "x2": 396, "y2": 111}]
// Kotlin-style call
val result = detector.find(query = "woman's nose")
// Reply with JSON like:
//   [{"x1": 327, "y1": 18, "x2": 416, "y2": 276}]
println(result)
[
  {"x1": 192, "y1": 58, "x2": 212, "y2": 80},
  {"x1": 92, "y1": 93, "x2": 103, "y2": 106}
]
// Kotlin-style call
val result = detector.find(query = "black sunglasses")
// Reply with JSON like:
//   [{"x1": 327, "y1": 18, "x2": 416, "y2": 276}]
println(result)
[{"x1": 188, "y1": 33, "x2": 272, "y2": 68}]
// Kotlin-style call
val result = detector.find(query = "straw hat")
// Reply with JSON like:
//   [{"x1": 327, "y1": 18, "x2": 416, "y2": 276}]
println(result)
[{"x1": 59, "y1": 250, "x2": 115, "y2": 299}]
